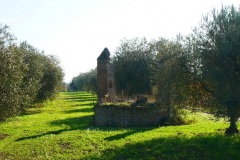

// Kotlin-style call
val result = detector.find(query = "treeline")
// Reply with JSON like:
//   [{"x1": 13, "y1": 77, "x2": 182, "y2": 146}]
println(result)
[
  {"x1": 68, "y1": 69, "x2": 97, "y2": 93},
  {"x1": 69, "y1": 5, "x2": 240, "y2": 134},
  {"x1": 0, "y1": 25, "x2": 64, "y2": 121}
]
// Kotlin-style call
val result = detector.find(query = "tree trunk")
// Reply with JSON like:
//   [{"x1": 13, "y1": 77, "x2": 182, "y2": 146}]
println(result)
[{"x1": 225, "y1": 115, "x2": 239, "y2": 135}]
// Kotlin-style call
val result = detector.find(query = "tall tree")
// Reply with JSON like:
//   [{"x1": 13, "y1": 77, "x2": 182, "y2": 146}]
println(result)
[
  {"x1": 113, "y1": 37, "x2": 153, "y2": 96},
  {"x1": 0, "y1": 24, "x2": 64, "y2": 120},
  {"x1": 193, "y1": 5, "x2": 240, "y2": 134},
  {"x1": 151, "y1": 38, "x2": 194, "y2": 117},
  {"x1": 0, "y1": 25, "x2": 25, "y2": 120},
  {"x1": 36, "y1": 55, "x2": 64, "y2": 102},
  {"x1": 18, "y1": 42, "x2": 45, "y2": 109}
]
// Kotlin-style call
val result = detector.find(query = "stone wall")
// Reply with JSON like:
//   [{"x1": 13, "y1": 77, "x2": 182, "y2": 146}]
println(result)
[
  {"x1": 94, "y1": 105, "x2": 168, "y2": 127},
  {"x1": 95, "y1": 48, "x2": 166, "y2": 127}
]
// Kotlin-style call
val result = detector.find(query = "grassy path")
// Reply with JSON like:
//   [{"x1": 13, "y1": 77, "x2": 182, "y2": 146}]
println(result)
[{"x1": 0, "y1": 92, "x2": 240, "y2": 160}]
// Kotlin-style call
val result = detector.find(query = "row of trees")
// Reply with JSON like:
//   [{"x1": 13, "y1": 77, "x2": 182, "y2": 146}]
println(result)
[
  {"x1": 0, "y1": 25, "x2": 64, "y2": 121},
  {"x1": 114, "y1": 5, "x2": 240, "y2": 134},
  {"x1": 69, "y1": 5, "x2": 240, "y2": 134},
  {"x1": 68, "y1": 69, "x2": 97, "y2": 93}
]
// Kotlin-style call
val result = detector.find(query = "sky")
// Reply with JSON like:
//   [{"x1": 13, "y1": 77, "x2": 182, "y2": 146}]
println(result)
[{"x1": 0, "y1": 0, "x2": 240, "y2": 83}]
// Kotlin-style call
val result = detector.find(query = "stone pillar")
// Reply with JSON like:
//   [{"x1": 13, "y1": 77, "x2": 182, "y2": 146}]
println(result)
[{"x1": 97, "y1": 48, "x2": 115, "y2": 104}]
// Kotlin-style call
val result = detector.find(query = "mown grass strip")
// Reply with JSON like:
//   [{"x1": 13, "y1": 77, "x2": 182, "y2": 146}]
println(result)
[{"x1": 0, "y1": 92, "x2": 239, "y2": 160}]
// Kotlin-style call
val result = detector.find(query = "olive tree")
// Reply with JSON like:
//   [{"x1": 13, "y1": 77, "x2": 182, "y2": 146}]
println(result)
[
  {"x1": 17, "y1": 42, "x2": 45, "y2": 109},
  {"x1": 193, "y1": 5, "x2": 240, "y2": 134},
  {"x1": 113, "y1": 37, "x2": 154, "y2": 96},
  {"x1": 36, "y1": 55, "x2": 64, "y2": 102},
  {"x1": 0, "y1": 24, "x2": 64, "y2": 120},
  {"x1": 0, "y1": 25, "x2": 26, "y2": 120},
  {"x1": 150, "y1": 38, "x2": 195, "y2": 119}
]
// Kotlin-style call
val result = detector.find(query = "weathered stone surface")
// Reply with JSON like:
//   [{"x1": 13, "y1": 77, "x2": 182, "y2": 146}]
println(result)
[
  {"x1": 96, "y1": 48, "x2": 167, "y2": 127},
  {"x1": 97, "y1": 48, "x2": 110, "y2": 61},
  {"x1": 97, "y1": 48, "x2": 115, "y2": 104},
  {"x1": 94, "y1": 105, "x2": 168, "y2": 127},
  {"x1": 135, "y1": 94, "x2": 148, "y2": 104}
]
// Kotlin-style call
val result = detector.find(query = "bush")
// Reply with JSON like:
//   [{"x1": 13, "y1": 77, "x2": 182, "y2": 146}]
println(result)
[{"x1": 164, "y1": 108, "x2": 197, "y2": 126}]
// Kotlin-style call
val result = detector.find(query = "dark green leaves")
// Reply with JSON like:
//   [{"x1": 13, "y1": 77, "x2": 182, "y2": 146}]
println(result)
[{"x1": 0, "y1": 25, "x2": 64, "y2": 120}]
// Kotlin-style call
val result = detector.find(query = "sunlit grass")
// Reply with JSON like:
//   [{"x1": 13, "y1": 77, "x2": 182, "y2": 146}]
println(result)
[{"x1": 0, "y1": 92, "x2": 239, "y2": 160}]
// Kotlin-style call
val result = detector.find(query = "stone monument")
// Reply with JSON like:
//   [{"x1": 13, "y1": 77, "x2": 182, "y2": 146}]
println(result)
[
  {"x1": 97, "y1": 48, "x2": 115, "y2": 104},
  {"x1": 95, "y1": 48, "x2": 168, "y2": 127}
]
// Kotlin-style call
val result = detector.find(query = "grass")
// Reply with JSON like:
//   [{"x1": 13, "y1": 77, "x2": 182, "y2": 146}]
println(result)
[{"x1": 0, "y1": 92, "x2": 240, "y2": 160}]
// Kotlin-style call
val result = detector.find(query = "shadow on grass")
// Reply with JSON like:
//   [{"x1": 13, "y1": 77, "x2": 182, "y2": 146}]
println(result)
[
  {"x1": 63, "y1": 97, "x2": 97, "y2": 103},
  {"x1": 71, "y1": 98, "x2": 97, "y2": 102},
  {"x1": 64, "y1": 108, "x2": 93, "y2": 114},
  {"x1": 16, "y1": 115, "x2": 94, "y2": 142},
  {"x1": 60, "y1": 92, "x2": 97, "y2": 103},
  {"x1": 0, "y1": 133, "x2": 9, "y2": 140},
  {"x1": 104, "y1": 128, "x2": 155, "y2": 141},
  {"x1": 61, "y1": 92, "x2": 96, "y2": 97},
  {"x1": 50, "y1": 115, "x2": 94, "y2": 129},
  {"x1": 16, "y1": 114, "x2": 155, "y2": 143},
  {"x1": 21, "y1": 110, "x2": 42, "y2": 116},
  {"x1": 92, "y1": 134, "x2": 240, "y2": 160},
  {"x1": 61, "y1": 93, "x2": 96, "y2": 99},
  {"x1": 63, "y1": 96, "x2": 96, "y2": 100},
  {"x1": 16, "y1": 129, "x2": 67, "y2": 141},
  {"x1": 78, "y1": 102, "x2": 96, "y2": 107},
  {"x1": 70, "y1": 102, "x2": 96, "y2": 107}
]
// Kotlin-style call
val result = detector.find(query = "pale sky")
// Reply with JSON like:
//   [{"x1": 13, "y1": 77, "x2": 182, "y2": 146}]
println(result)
[{"x1": 0, "y1": 0, "x2": 239, "y2": 82}]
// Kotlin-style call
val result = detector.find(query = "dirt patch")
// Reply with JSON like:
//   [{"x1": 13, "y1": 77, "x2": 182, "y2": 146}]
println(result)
[
  {"x1": 0, "y1": 152, "x2": 7, "y2": 159},
  {"x1": 0, "y1": 133, "x2": 9, "y2": 140},
  {"x1": 58, "y1": 142, "x2": 71, "y2": 149}
]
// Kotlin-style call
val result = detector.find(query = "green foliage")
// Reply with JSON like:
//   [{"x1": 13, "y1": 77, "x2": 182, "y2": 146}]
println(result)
[
  {"x1": 0, "y1": 92, "x2": 238, "y2": 160},
  {"x1": 0, "y1": 24, "x2": 64, "y2": 120},
  {"x1": 150, "y1": 38, "x2": 193, "y2": 107},
  {"x1": 164, "y1": 108, "x2": 197, "y2": 126},
  {"x1": 68, "y1": 69, "x2": 97, "y2": 93},
  {"x1": 0, "y1": 25, "x2": 26, "y2": 120},
  {"x1": 191, "y1": 5, "x2": 240, "y2": 134},
  {"x1": 113, "y1": 37, "x2": 154, "y2": 96},
  {"x1": 67, "y1": 5, "x2": 240, "y2": 134},
  {"x1": 112, "y1": 37, "x2": 197, "y2": 118},
  {"x1": 36, "y1": 55, "x2": 64, "y2": 102},
  {"x1": 0, "y1": 46, "x2": 25, "y2": 120}
]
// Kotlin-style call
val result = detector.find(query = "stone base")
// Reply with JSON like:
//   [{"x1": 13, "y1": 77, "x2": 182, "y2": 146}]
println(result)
[{"x1": 94, "y1": 104, "x2": 168, "y2": 127}]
